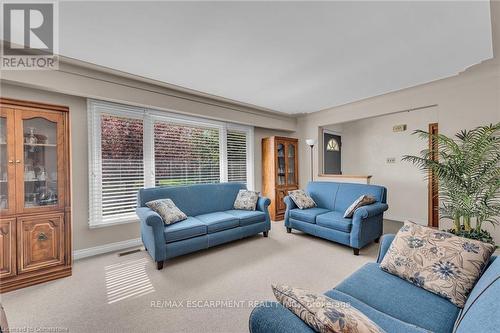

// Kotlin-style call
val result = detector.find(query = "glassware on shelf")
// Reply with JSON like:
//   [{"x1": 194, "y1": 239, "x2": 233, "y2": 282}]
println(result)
[
  {"x1": 38, "y1": 169, "x2": 47, "y2": 181},
  {"x1": 23, "y1": 117, "x2": 58, "y2": 208},
  {"x1": 24, "y1": 165, "x2": 36, "y2": 181},
  {"x1": 25, "y1": 127, "x2": 37, "y2": 144},
  {"x1": 25, "y1": 127, "x2": 38, "y2": 152}
]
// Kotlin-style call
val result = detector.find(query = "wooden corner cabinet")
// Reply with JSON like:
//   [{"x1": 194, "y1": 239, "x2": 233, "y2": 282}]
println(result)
[
  {"x1": 0, "y1": 98, "x2": 71, "y2": 293},
  {"x1": 262, "y1": 136, "x2": 299, "y2": 221}
]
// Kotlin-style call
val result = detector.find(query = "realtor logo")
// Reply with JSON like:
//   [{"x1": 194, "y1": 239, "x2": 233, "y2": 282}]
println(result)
[{"x1": 1, "y1": 1, "x2": 58, "y2": 70}]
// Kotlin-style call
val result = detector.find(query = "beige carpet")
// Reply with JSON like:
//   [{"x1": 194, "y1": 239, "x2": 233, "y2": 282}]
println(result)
[{"x1": 2, "y1": 220, "x2": 401, "y2": 333}]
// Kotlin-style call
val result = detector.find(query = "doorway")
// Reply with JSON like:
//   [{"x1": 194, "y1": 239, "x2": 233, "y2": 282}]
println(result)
[
  {"x1": 323, "y1": 131, "x2": 342, "y2": 174},
  {"x1": 428, "y1": 123, "x2": 439, "y2": 228}
]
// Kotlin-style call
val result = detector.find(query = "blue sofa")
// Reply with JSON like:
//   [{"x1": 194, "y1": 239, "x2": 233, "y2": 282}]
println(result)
[
  {"x1": 249, "y1": 234, "x2": 500, "y2": 333},
  {"x1": 284, "y1": 181, "x2": 388, "y2": 255},
  {"x1": 136, "y1": 183, "x2": 271, "y2": 270}
]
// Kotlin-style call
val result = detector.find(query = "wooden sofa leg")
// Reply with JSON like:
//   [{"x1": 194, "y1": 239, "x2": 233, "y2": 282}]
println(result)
[
  {"x1": 156, "y1": 261, "x2": 164, "y2": 270},
  {"x1": 263, "y1": 231, "x2": 269, "y2": 237},
  {"x1": 353, "y1": 248, "x2": 360, "y2": 256},
  {"x1": 286, "y1": 227, "x2": 292, "y2": 233},
  {"x1": 374, "y1": 237, "x2": 380, "y2": 243}
]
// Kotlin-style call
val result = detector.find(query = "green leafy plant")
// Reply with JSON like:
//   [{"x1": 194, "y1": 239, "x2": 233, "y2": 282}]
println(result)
[{"x1": 402, "y1": 122, "x2": 500, "y2": 245}]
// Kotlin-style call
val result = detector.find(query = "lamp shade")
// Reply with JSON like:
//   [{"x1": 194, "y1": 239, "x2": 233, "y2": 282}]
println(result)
[{"x1": 305, "y1": 139, "x2": 316, "y2": 146}]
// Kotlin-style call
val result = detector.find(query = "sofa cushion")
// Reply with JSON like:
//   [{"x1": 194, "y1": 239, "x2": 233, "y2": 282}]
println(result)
[
  {"x1": 250, "y1": 299, "x2": 428, "y2": 333},
  {"x1": 324, "y1": 290, "x2": 429, "y2": 333},
  {"x1": 272, "y1": 284, "x2": 384, "y2": 333},
  {"x1": 138, "y1": 183, "x2": 245, "y2": 216},
  {"x1": 195, "y1": 212, "x2": 239, "y2": 233},
  {"x1": 333, "y1": 183, "x2": 386, "y2": 213},
  {"x1": 335, "y1": 263, "x2": 460, "y2": 333},
  {"x1": 380, "y1": 222, "x2": 495, "y2": 307},
  {"x1": 164, "y1": 217, "x2": 207, "y2": 243},
  {"x1": 224, "y1": 209, "x2": 266, "y2": 227},
  {"x1": 289, "y1": 208, "x2": 330, "y2": 224},
  {"x1": 316, "y1": 211, "x2": 352, "y2": 233}
]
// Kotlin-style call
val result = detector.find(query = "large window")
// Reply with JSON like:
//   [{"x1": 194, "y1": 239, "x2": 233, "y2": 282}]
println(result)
[
  {"x1": 88, "y1": 100, "x2": 253, "y2": 227},
  {"x1": 154, "y1": 122, "x2": 220, "y2": 186}
]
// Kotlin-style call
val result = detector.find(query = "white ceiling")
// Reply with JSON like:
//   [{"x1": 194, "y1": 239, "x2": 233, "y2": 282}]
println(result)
[{"x1": 59, "y1": 1, "x2": 493, "y2": 114}]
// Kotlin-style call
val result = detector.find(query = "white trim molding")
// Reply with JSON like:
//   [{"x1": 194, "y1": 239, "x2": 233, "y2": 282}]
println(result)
[{"x1": 73, "y1": 238, "x2": 142, "y2": 260}]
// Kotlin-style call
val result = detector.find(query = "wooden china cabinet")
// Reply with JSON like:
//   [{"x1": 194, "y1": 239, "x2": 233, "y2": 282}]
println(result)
[
  {"x1": 0, "y1": 98, "x2": 71, "y2": 293},
  {"x1": 262, "y1": 136, "x2": 299, "y2": 221}
]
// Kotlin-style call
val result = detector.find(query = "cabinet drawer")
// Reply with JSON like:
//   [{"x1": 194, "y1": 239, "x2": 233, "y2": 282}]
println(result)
[
  {"x1": 18, "y1": 213, "x2": 65, "y2": 273},
  {"x1": 0, "y1": 218, "x2": 16, "y2": 278}
]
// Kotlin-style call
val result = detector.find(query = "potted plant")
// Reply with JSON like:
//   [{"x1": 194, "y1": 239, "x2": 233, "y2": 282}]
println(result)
[{"x1": 402, "y1": 122, "x2": 500, "y2": 245}]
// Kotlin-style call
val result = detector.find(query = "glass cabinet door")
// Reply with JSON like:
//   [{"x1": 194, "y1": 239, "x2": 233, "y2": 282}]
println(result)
[
  {"x1": 16, "y1": 110, "x2": 64, "y2": 213},
  {"x1": 0, "y1": 108, "x2": 16, "y2": 215},
  {"x1": 286, "y1": 143, "x2": 297, "y2": 186},
  {"x1": 276, "y1": 142, "x2": 286, "y2": 186}
]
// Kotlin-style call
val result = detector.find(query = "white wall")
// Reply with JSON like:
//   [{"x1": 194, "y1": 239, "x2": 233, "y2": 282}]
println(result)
[
  {"x1": 297, "y1": 60, "x2": 500, "y2": 241},
  {"x1": 339, "y1": 107, "x2": 438, "y2": 224}
]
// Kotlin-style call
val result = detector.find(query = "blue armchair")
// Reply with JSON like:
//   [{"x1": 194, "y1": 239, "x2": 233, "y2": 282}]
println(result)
[{"x1": 284, "y1": 181, "x2": 388, "y2": 255}]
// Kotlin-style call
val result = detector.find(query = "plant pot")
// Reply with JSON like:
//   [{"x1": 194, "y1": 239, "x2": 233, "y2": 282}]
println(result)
[{"x1": 447, "y1": 227, "x2": 496, "y2": 247}]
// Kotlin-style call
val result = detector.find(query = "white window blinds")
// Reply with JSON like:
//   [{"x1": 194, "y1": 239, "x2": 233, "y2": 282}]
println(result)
[
  {"x1": 88, "y1": 100, "x2": 253, "y2": 227},
  {"x1": 227, "y1": 130, "x2": 248, "y2": 184},
  {"x1": 100, "y1": 115, "x2": 144, "y2": 221},
  {"x1": 154, "y1": 121, "x2": 220, "y2": 186}
]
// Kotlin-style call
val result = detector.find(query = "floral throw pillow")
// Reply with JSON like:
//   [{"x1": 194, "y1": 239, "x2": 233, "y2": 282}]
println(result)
[
  {"x1": 146, "y1": 199, "x2": 187, "y2": 225},
  {"x1": 289, "y1": 190, "x2": 316, "y2": 209},
  {"x1": 233, "y1": 189, "x2": 259, "y2": 211},
  {"x1": 380, "y1": 221, "x2": 495, "y2": 308},
  {"x1": 272, "y1": 284, "x2": 384, "y2": 333},
  {"x1": 343, "y1": 195, "x2": 376, "y2": 218}
]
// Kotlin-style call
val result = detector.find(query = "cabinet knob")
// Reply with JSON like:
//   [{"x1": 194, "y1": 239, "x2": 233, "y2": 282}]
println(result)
[
  {"x1": 15, "y1": 160, "x2": 21, "y2": 164},
  {"x1": 37, "y1": 232, "x2": 48, "y2": 241}
]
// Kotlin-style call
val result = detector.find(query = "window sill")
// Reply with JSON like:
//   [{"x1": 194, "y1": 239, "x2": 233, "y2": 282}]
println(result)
[{"x1": 88, "y1": 217, "x2": 139, "y2": 229}]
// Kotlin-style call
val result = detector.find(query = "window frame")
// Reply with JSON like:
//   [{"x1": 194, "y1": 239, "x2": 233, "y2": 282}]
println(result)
[{"x1": 88, "y1": 99, "x2": 254, "y2": 228}]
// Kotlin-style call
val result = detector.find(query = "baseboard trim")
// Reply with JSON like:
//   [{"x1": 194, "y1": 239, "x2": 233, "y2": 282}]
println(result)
[{"x1": 73, "y1": 238, "x2": 142, "y2": 260}]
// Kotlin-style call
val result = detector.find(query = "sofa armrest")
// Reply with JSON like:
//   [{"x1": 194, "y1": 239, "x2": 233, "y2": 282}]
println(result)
[
  {"x1": 256, "y1": 196, "x2": 272, "y2": 230},
  {"x1": 376, "y1": 234, "x2": 395, "y2": 263},
  {"x1": 283, "y1": 196, "x2": 297, "y2": 227},
  {"x1": 350, "y1": 203, "x2": 388, "y2": 249},
  {"x1": 353, "y1": 202, "x2": 389, "y2": 219},
  {"x1": 284, "y1": 195, "x2": 297, "y2": 210},
  {"x1": 136, "y1": 207, "x2": 166, "y2": 262},
  {"x1": 257, "y1": 196, "x2": 271, "y2": 212},
  {"x1": 137, "y1": 207, "x2": 163, "y2": 228}
]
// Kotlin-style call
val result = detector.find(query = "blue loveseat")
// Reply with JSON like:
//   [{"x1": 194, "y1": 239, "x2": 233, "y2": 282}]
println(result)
[
  {"x1": 285, "y1": 181, "x2": 388, "y2": 255},
  {"x1": 136, "y1": 183, "x2": 271, "y2": 270},
  {"x1": 249, "y1": 234, "x2": 500, "y2": 333}
]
